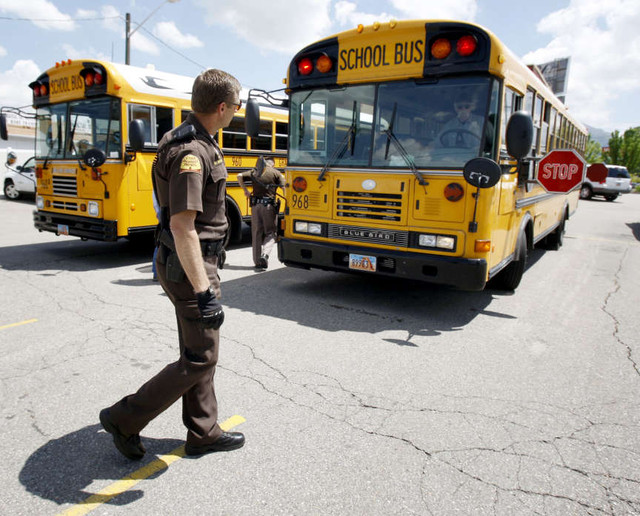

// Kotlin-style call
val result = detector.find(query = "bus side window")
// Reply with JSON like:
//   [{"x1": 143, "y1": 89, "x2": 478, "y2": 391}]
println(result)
[
  {"x1": 251, "y1": 120, "x2": 273, "y2": 151},
  {"x1": 275, "y1": 121, "x2": 288, "y2": 151},
  {"x1": 128, "y1": 104, "x2": 174, "y2": 147},
  {"x1": 156, "y1": 107, "x2": 173, "y2": 142},
  {"x1": 181, "y1": 110, "x2": 192, "y2": 123},
  {"x1": 222, "y1": 116, "x2": 247, "y2": 150},
  {"x1": 500, "y1": 87, "x2": 522, "y2": 155}
]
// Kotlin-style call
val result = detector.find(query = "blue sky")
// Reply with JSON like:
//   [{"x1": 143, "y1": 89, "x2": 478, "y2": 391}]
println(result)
[{"x1": 1, "y1": 0, "x2": 638, "y2": 132}]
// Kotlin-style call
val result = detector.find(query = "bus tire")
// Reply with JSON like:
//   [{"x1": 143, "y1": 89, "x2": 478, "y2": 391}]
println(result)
[
  {"x1": 491, "y1": 231, "x2": 527, "y2": 291},
  {"x1": 225, "y1": 199, "x2": 243, "y2": 245},
  {"x1": 545, "y1": 212, "x2": 566, "y2": 250}
]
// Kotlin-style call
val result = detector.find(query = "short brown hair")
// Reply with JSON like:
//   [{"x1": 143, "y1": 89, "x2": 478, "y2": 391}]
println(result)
[{"x1": 191, "y1": 69, "x2": 241, "y2": 114}]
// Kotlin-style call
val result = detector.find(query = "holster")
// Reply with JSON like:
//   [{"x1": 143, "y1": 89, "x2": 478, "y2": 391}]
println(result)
[{"x1": 156, "y1": 228, "x2": 224, "y2": 282}]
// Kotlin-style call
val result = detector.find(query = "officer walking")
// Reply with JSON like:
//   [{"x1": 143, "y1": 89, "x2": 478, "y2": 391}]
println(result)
[
  {"x1": 237, "y1": 157, "x2": 285, "y2": 269},
  {"x1": 99, "y1": 69, "x2": 245, "y2": 459}
]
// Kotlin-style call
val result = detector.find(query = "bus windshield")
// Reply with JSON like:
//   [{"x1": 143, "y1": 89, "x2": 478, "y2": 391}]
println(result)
[
  {"x1": 289, "y1": 76, "x2": 498, "y2": 169},
  {"x1": 35, "y1": 98, "x2": 121, "y2": 160}
]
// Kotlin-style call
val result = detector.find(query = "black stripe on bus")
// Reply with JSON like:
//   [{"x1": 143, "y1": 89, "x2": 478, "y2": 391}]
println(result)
[{"x1": 288, "y1": 37, "x2": 339, "y2": 90}]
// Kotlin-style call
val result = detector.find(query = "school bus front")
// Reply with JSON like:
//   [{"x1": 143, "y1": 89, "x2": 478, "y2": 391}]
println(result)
[{"x1": 276, "y1": 20, "x2": 586, "y2": 290}]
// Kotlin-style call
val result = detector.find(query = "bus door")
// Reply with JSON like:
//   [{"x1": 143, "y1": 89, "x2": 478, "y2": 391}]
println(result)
[{"x1": 126, "y1": 104, "x2": 173, "y2": 232}]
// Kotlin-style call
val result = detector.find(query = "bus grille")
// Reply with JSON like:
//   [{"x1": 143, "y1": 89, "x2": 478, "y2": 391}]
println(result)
[
  {"x1": 52, "y1": 175, "x2": 78, "y2": 197},
  {"x1": 52, "y1": 200, "x2": 78, "y2": 211},
  {"x1": 328, "y1": 224, "x2": 408, "y2": 247},
  {"x1": 335, "y1": 191, "x2": 402, "y2": 222}
]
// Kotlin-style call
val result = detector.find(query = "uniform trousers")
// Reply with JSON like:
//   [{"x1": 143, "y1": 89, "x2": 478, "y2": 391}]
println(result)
[
  {"x1": 107, "y1": 252, "x2": 223, "y2": 447},
  {"x1": 251, "y1": 202, "x2": 278, "y2": 265}
]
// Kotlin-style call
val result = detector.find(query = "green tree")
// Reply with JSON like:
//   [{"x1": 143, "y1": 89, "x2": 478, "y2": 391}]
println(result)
[
  {"x1": 584, "y1": 137, "x2": 602, "y2": 163},
  {"x1": 603, "y1": 127, "x2": 640, "y2": 174},
  {"x1": 604, "y1": 130, "x2": 622, "y2": 164},
  {"x1": 622, "y1": 128, "x2": 640, "y2": 174}
]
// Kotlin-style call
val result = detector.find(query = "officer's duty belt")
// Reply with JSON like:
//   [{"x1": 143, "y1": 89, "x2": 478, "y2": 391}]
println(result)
[
  {"x1": 159, "y1": 229, "x2": 223, "y2": 257},
  {"x1": 251, "y1": 196, "x2": 275, "y2": 206},
  {"x1": 200, "y1": 239, "x2": 224, "y2": 257}
]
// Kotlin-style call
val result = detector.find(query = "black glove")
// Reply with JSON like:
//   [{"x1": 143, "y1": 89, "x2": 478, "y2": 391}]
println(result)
[{"x1": 196, "y1": 286, "x2": 225, "y2": 329}]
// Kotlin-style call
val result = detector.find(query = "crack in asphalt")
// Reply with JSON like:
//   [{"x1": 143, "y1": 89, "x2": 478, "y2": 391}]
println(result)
[
  {"x1": 601, "y1": 247, "x2": 639, "y2": 378},
  {"x1": 222, "y1": 337, "x2": 640, "y2": 515}
]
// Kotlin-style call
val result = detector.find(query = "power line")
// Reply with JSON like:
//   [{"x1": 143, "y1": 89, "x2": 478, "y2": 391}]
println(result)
[
  {"x1": 0, "y1": 15, "x2": 121, "y2": 22},
  {"x1": 136, "y1": 24, "x2": 207, "y2": 72}
]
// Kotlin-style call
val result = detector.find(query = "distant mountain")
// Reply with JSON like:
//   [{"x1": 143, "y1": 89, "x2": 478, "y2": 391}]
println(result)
[{"x1": 585, "y1": 125, "x2": 611, "y2": 147}]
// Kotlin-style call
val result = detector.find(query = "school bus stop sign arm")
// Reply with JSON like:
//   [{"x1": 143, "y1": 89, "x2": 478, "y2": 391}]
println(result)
[{"x1": 536, "y1": 149, "x2": 586, "y2": 194}]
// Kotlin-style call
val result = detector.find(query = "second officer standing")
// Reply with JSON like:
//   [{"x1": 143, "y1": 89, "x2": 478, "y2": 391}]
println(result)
[{"x1": 238, "y1": 157, "x2": 285, "y2": 269}]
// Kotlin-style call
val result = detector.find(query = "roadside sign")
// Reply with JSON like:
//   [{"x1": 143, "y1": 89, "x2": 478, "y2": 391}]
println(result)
[
  {"x1": 536, "y1": 149, "x2": 586, "y2": 193},
  {"x1": 586, "y1": 163, "x2": 608, "y2": 183}
]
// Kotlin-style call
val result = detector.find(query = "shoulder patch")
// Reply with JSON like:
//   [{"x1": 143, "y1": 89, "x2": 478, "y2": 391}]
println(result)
[{"x1": 179, "y1": 154, "x2": 202, "y2": 174}]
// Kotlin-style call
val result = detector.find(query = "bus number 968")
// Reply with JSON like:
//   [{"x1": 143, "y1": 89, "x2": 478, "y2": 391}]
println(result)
[{"x1": 292, "y1": 194, "x2": 309, "y2": 209}]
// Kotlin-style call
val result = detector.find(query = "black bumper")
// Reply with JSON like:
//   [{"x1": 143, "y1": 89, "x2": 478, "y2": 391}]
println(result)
[
  {"x1": 33, "y1": 210, "x2": 118, "y2": 241},
  {"x1": 278, "y1": 238, "x2": 488, "y2": 290}
]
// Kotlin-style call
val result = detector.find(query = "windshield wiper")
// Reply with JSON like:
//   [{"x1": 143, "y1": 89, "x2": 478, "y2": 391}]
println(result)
[
  {"x1": 68, "y1": 115, "x2": 86, "y2": 170},
  {"x1": 318, "y1": 100, "x2": 358, "y2": 181},
  {"x1": 383, "y1": 102, "x2": 427, "y2": 185}
]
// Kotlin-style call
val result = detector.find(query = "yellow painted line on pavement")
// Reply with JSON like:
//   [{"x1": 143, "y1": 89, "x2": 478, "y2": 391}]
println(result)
[
  {"x1": 0, "y1": 318, "x2": 37, "y2": 331},
  {"x1": 57, "y1": 415, "x2": 246, "y2": 516}
]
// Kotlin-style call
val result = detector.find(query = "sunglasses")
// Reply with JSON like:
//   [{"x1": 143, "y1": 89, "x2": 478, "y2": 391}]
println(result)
[
  {"x1": 455, "y1": 103, "x2": 472, "y2": 110},
  {"x1": 227, "y1": 99, "x2": 242, "y2": 111}
]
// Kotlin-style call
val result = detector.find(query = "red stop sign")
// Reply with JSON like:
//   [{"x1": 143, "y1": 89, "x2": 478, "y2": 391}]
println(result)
[
  {"x1": 536, "y1": 149, "x2": 586, "y2": 193},
  {"x1": 586, "y1": 163, "x2": 608, "y2": 183}
]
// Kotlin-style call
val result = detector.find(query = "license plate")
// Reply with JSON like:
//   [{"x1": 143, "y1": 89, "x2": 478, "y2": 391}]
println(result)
[
  {"x1": 349, "y1": 253, "x2": 377, "y2": 272},
  {"x1": 57, "y1": 224, "x2": 69, "y2": 236}
]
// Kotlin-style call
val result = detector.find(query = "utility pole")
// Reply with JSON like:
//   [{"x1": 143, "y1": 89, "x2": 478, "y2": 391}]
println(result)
[
  {"x1": 125, "y1": 13, "x2": 131, "y2": 65},
  {"x1": 124, "y1": 1, "x2": 179, "y2": 66}
]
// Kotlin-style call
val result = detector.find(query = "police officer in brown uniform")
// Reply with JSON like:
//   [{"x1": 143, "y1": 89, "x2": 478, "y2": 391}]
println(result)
[
  {"x1": 238, "y1": 157, "x2": 285, "y2": 269},
  {"x1": 99, "y1": 69, "x2": 245, "y2": 459}
]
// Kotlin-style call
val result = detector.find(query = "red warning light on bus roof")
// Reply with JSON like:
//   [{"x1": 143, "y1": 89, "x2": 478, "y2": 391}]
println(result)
[
  {"x1": 298, "y1": 57, "x2": 314, "y2": 76},
  {"x1": 457, "y1": 35, "x2": 477, "y2": 56}
]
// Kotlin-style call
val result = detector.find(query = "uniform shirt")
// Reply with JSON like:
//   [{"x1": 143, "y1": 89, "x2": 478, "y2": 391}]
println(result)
[
  {"x1": 239, "y1": 164, "x2": 285, "y2": 198},
  {"x1": 154, "y1": 113, "x2": 228, "y2": 241}
]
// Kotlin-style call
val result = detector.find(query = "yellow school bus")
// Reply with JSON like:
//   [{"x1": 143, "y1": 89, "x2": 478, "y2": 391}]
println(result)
[
  {"x1": 257, "y1": 20, "x2": 587, "y2": 290},
  {"x1": 22, "y1": 59, "x2": 287, "y2": 243}
]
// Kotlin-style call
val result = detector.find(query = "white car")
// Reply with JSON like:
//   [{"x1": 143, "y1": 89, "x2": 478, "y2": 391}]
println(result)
[
  {"x1": 580, "y1": 164, "x2": 632, "y2": 202},
  {"x1": 3, "y1": 155, "x2": 36, "y2": 200}
]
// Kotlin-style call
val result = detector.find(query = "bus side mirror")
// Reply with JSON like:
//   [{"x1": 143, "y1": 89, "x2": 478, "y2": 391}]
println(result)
[
  {"x1": 244, "y1": 98, "x2": 260, "y2": 138},
  {"x1": 506, "y1": 111, "x2": 533, "y2": 160},
  {"x1": 0, "y1": 114, "x2": 8, "y2": 141},
  {"x1": 463, "y1": 157, "x2": 501, "y2": 189},
  {"x1": 83, "y1": 148, "x2": 106, "y2": 168},
  {"x1": 129, "y1": 119, "x2": 145, "y2": 152}
]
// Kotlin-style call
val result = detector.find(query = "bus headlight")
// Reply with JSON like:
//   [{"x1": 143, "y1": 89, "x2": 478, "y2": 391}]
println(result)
[
  {"x1": 36, "y1": 196, "x2": 44, "y2": 209},
  {"x1": 88, "y1": 201, "x2": 99, "y2": 217},
  {"x1": 294, "y1": 220, "x2": 323, "y2": 235},
  {"x1": 418, "y1": 233, "x2": 456, "y2": 250},
  {"x1": 418, "y1": 234, "x2": 436, "y2": 247},
  {"x1": 436, "y1": 235, "x2": 455, "y2": 250}
]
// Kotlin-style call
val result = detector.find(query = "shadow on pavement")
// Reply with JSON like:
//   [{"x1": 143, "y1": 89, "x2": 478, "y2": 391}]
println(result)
[
  {"x1": 19, "y1": 424, "x2": 183, "y2": 508},
  {"x1": 219, "y1": 260, "x2": 519, "y2": 344}
]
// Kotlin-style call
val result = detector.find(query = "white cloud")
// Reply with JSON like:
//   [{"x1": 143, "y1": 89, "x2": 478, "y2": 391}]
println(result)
[
  {"x1": 389, "y1": 0, "x2": 477, "y2": 20},
  {"x1": 0, "y1": 0, "x2": 76, "y2": 31},
  {"x1": 523, "y1": 0, "x2": 640, "y2": 129},
  {"x1": 101, "y1": 5, "x2": 122, "y2": 33},
  {"x1": 0, "y1": 46, "x2": 7, "y2": 57},
  {"x1": 195, "y1": 0, "x2": 333, "y2": 54},
  {"x1": 335, "y1": 0, "x2": 477, "y2": 27},
  {"x1": 130, "y1": 32, "x2": 160, "y2": 56},
  {"x1": 0, "y1": 60, "x2": 41, "y2": 108},
  {"x1": 153, "y1": 21, "x2": 204, "y2": 49},
  {"x1": 60, "y1": 44, "x2": 110, "y2": 62}
]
